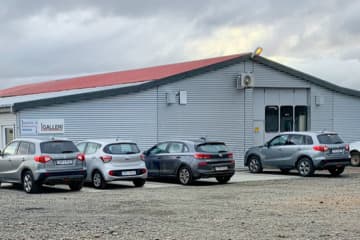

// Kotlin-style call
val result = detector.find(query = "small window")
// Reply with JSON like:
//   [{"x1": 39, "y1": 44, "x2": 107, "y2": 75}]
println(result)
[
  {"x1": 29, "y1": 143, "x2": 36, "y2": 154},
  {"x1": 269, "y1": 135, "x2": 288, "y2": 147},
  {"x1": 280, "y1": 106, "x2": 293, "y2": 132},
  {"x1": 265, "y1": 106, "x2": 279, "y2": 132},
  {"x1": 288, "y1": 135, "x2": 313, "y2": 145},
  {"x1": 104, "y1": 143, "x2": 140, "y2": 155},
  {"x1": 317, "y1": 134, "x2": 344, "y2": 144},
  {"x1": 295, "y1": 106, "x2": 308, "y2": 131},
  {"x1": 17, "y1": 142, "x2": 31, "y2": 155},
  {"x1": 85, "y1": 142, "x2": 100, "y2": 154},
  {"x1": 77, "y1": 142, "x2": 87, "y2": 153},
  {"x1": 195, "y1": 142, "x2": 229, "y2": 153},
  {"x1": 149, "y1": 143, "x2": 169, "y2": 155},
  {"x1": 40, "y1": 141, "x2": 78, "y2": 154},
  {"x1": 3, "y1": 141, "x2": 19, "y2": 156},
  {"x1": 168, "y1": 143, "x2": 185, "y2": 153}
]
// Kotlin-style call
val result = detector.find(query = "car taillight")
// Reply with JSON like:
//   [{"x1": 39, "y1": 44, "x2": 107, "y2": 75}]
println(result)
[
  {"x1": 313, "y1": 145, "x2": 329, "y2": 152},
  {"x1": 100, "y1": 155, "x2": 112, "y2": 163},
  {"x1": 140, "y1": 154, "x2": 145, "y2": 161},
  {"x1": 345, "y1": 144, "x2": 350, "y2": 151},
  {"x1": 76, "y1": 153, "x2": 86, "y2": 161},
  {"x1": 198, "y1": 161, "x2": 208, "y2": 167},
  {"x1": 227, "y1": 153, "x2": 234, "y2": 158},
  {"x1": 194, "y1": 153, "x2": 212, "y2": 159},
  {"x1": 109, "y1": 170, "x2": 115, "y2": 176},
  {"x1": 140, "y1": 168, "x2": 147, "y2": 174},
  {"x1": 34, "y1": 155, "x2": 52, "y2": 163}
]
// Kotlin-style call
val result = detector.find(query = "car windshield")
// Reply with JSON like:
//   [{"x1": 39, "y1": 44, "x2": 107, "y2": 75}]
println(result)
[
  {"x1": 317, "y1": 134, "x2": 344, "y2": 144},
  {"x1": 40, "y1": 141, "x2": 78, "y2": 154},
  {"x1": 103, "y1": 143, "x2": 140, "y2": 154},
  {"x1": 196, "y1": 142, "x2": 229, "y2": 153}
]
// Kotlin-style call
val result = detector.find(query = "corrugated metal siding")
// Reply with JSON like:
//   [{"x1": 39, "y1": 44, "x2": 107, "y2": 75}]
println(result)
[
  {"x1": 0, "y1": 113, "x2": 16, "y2": 148},
  {"x1": 253, "y1": 62, "x2": 311, "y2": 88},
  {"x1": 310, "y1": 84, "x2": 334, "y2": 132},
  {"x1": 333, "y1": 92, "x2": 360, "y2": 142},
  {"x1": 157, "y1": 62, "x2": 248, "y2": 167},
  {"x1": 18, "y1": 89, "x2": 158, "y2": 151}
]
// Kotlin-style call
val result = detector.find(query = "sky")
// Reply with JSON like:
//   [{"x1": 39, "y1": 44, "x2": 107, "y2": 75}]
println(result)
[{"x1": 1, "y1": 0, "x2": 360, "y2": 90}]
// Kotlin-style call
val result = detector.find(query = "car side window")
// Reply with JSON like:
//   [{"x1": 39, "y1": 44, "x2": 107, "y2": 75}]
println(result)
[
  {"x1": 77, "y1": 142, "x2": 87, "y2": 153},
  {"x1": 85, "y1": 143, "x2": 100, "y2": 154},
  {"x1": 269, "y1": 135, "x2": 288, "y2": 147},
  {"x1": 288, "y1": 135, "x2": 304, "y2": 145},
  {"x1": 149, "y1": 143, "x2": 168, "y2": 155},
  {"x1": 3, "y1": 141, "x2": 20, "y2": 156},
  {"x1": 168, "y1": 142, "x2": 185, "y2": 154},
  {"x1": 17, "y1": 142, "x2": 31, "y2": 155}
]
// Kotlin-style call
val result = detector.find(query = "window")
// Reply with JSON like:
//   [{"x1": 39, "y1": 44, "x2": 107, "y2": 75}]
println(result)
[
  {"x1": 40, "y1": 141, "x2": 78, "y2": 154},
  {"x1": 317, "y1": 134, "x2": 344, "y2": 144},
  {"x1": 168, "y1": 143, "x2": 185, "y2": 153},
  {"x1": 295, "y1": 106, "x2": 308, "y2": 131},
  {"x1": 3, "y1": 141, "x2": 19, "y2": 155},
  {"x1": 85, "y1": 142, "x2": 100, "y2": 154},
  {"x1": 280, "y1": 106, "x2": 293, "y2": 132},
  {"x1": 77, "y1": 142, "x2": 87, "y2": 153},
  {"x1": 269, "y1": 135, "x2": 288, "y2": 147},
  {"x1": 195, "y1": 142, "x2": 229, "y2": 153},
  {"x1": 288, "y1": 135, "x2": 313, "y2": 145},
  {"x1": 17, "y1": 142, "x2": 35, "y2": 155},
  {"x1": 4, "y1": 127, "x2": 14, "y2": 145},
  {"x1": 104, "y1": 143, "x2": 140, "y2": 155},
  {"x1": 149, "y1": 143, "x2": 169, "y2": 155},
  {"x1": 265, "y1": 106, "x2": 279, "y2": 132}
]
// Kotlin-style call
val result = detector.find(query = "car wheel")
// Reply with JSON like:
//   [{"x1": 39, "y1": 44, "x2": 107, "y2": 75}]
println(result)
[
  {"x1": 92, "y1": 171, "x2": 107, "y2": 189},
  {"x1": 69, "y1": 182, "x2": 83, "y2": 191},
  {"x1": 248, "y1": 156, "x2": 263, "y2": 173},
  {"x1": 297, "y1": 158, "x2": 314, "y2": 177},
  {"x1": 280, "y1": 169, "x2": 291, "y2": 174},
  {"x1": 216, "y1": 176, "x2": 232, "y2": 184},
  {"x1": 350, "y1": 152, "x2": 360, "y2": 166},
  {"x1": 133, "y1": 179, "x2": 146, "y2": 187},
  {"x1": 177, "y1": 166, "x2": 193, "y2": 185},
  {"x1": 328, "y1": 166, "x2": 345, "y2": 176},
  {"x1": 23, "y1": 171, "x2": 40, "y2": 193}
]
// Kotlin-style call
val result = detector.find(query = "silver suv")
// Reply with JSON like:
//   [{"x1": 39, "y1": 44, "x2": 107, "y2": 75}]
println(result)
[
  {"x1": 77, "y1": 139, "x2": 147, "y2": 189},
  {"x1": 244, "y1": 132, "x2": 351, "y2": 177},
  {"x1": 0, "y1": 138, "x2": 86, "y2": 193}
]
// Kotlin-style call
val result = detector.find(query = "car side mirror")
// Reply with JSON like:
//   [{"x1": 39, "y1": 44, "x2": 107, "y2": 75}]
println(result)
[{"x1": 265, "y1": 142, "x2": 270, "y2": 148}]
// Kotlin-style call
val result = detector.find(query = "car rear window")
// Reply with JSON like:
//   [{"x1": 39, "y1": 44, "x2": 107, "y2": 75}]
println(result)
[
  {"x1": 317, "y1": 134, "x2": 344, "y2": 144},
  {"x1": 40, "y1": 141, "x2": 79, "y2": 154},
  {"x1": 195, "y1": 142, "x2": 229, "y2": 153},
  {"x1": 103, "y1": 143, "x2": 140, "y2": 154}
]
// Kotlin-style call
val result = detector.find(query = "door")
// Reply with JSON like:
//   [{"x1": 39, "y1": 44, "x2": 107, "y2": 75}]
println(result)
[
  {"x1": 1, "y1": 126, "x2": 14, "y2": 149},
  {"x1": 261, "y1": 135, "x2": 290, "y2": 167},
  {"x1": 8, "y1": 141, "x2": 35, "y2": 181},
  {"x1": 145, "y1": 142, "x2": 169, "y2": 177},
  {"x1": 160, "y1": 142, "x2": 187, "y2": 176},
  {"x1": 0, "y1": 141, "x2": 19, "y2": 181}
]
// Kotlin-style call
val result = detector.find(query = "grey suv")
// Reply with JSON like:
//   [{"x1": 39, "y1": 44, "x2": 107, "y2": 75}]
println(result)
[
  {"x1": 244, "y1": 132, "x2": 351, "y2": 177},
  {"x1": 0, "y1": 138, "x2": 86, "y2": 193},
  {"x1": 143, "y1": 140, "x2": 235, "y2": 185}
]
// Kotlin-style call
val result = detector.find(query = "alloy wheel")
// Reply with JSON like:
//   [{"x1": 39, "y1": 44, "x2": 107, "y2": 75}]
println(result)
[
  {"x1": 23, "y1": 174, "x2": 33, "y2": 193},
  {"x1": 93, "y1": 172, "x2": 102, "y2": 188},
  {"x1": 179, "y1": 168, "x2": 191, "y2": 185}
]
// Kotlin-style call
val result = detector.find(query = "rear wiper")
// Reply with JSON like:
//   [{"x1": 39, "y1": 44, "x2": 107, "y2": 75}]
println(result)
[
  {"x1": 61, "y1": 151, "x2": 75, "y2": 153},
  {"x1": 218, "y1": 150, "x2": 227, "y2": 153},
  {"x1": 334, "y1": 142, "x2": 344, "y2": 144},
  {"x1": 125, "y1": 151, "x2": 137, "y2": 154}
]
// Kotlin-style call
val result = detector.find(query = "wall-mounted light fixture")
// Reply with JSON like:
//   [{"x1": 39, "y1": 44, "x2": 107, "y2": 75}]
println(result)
[{"x1": 251, "y1": 47, "x2": 263, "y2": 58}]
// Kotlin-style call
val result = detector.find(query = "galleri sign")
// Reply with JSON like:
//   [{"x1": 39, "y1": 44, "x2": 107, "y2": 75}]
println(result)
[{"x1": 21, "y1": 119, "x2": 65, "y2": 135}]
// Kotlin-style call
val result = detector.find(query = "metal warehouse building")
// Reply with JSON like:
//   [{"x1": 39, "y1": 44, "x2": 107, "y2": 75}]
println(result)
[{"x1": 1, "y1": 52, "x2": 360, "y2": 167}]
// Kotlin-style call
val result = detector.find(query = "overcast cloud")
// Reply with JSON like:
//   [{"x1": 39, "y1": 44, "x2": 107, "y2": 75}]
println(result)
[{"x1": 1, "y1": 0, "x2": 360, "y2": 89}]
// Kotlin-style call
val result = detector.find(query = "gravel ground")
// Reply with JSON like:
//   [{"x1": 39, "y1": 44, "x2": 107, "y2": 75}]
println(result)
[{"x1": 0, "y1": 168, "x2": 360, "y2": 240}]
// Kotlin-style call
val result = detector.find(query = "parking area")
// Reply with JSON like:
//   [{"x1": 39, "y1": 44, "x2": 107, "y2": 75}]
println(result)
[{"x1": 1, "y1": 168, "x2": 360, "y2": 240}]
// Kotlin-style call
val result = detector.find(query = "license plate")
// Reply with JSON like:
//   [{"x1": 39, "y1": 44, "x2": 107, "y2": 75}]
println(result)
[
  {"x1": 122, "y1": 170, "x2": 136, "y2": 176},
  {"x1": 332, "y1": 149, "x2": 343, "y2": 153},
  {"x1": 56, "y1": 160, "x2": 73, "y2": 165},
  {"x1": 215, "y1": 166, "x2": 228, "y2": 171}
]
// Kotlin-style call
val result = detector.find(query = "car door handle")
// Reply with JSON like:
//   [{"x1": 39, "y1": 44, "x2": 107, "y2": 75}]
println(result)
[
  {"x1": 175, "y1": 156, "x2": 181, "y2": 159},
  {"x1": 22, "y1": 158, "x2": 25, "y2": 161}
]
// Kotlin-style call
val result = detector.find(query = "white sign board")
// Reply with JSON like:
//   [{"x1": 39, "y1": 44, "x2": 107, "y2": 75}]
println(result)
[
  {"x1": 38, "y1": 119, "x2": 64, "y2": 134},
  {"x1": 21, "y1": 119, "x2": 65, "y2": 135}
]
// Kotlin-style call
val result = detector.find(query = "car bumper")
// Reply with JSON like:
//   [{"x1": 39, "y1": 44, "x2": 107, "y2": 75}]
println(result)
[
  {"x1": 316, "y1": 158, "x2": 351, "y2": 169},
  {"x1": 193, "y1": 169, "x2": 235, "y2": 179},
  {"x1": 103, "y1": 168, "x2": 148, "y2": 181},
  {"x1": 37, "y1": 170, "x2": 87, "y2": 184}
]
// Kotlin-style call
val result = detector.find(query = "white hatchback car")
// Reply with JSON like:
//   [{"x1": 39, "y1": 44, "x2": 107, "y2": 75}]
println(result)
[{"x1": 77, "y1": 139, "x2": 147, "y2": 188}]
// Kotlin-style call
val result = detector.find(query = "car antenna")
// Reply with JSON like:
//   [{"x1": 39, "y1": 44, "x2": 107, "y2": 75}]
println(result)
[{"x1": 200, "y1": 137, "x2": 207, "y2": 142}]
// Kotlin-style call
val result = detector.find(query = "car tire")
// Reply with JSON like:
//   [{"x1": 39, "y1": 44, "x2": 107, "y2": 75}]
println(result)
[
  {"x1": 23, "y1": 171, "x2": 41, "y2": 194},
  {"x1": 69, "y1": 182, "x2": 83, "y2": 191},
  {"x1": 248, "y1": 156, "x2": 263, "y2": 173},
  {"x1": 177, "y1": 166, "x2": 193, "y2": 185},
  {"x1": 92, "y1": 171, "x2": 107, "y2": 189},
  {"x1": 328, "y1": 166, "x2": 345, "y2": 176},
  {"x1": 216, "y1": 176, "x2": 232, "y2": 184},
  {"x1": 350, "y1": 152, "x2": 360, "y2": 166},
  {"x1": 297, "y1": 158, "x2": 315, "y2": 177},
  {"x1": 133, "y1": 179, "x2": 146, "y2": 187}
]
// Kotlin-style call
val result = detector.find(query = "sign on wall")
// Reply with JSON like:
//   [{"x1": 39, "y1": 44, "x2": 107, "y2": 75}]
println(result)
[{"x1": 21, "y1": 119, "x2": 64, "y2": 135}]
